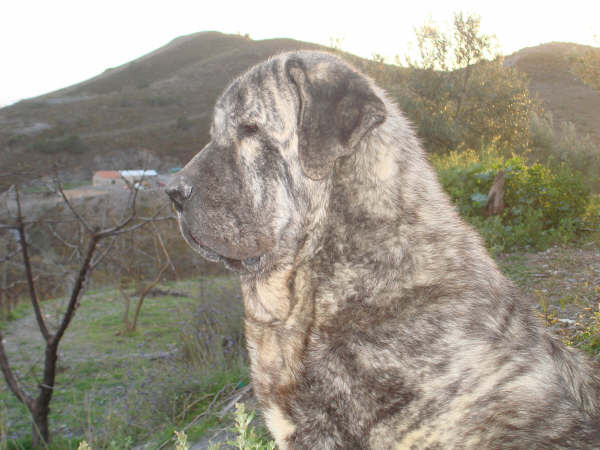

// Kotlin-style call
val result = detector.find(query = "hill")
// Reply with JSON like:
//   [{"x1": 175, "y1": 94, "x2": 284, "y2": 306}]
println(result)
[
  {"x1": 0, "y1": 33, "x2": 598, "y2": 191},
  {"x1": 504, "y1": 42, "x2": 600, "y2": 146},
  {"x1": 0, "y1": 32, "x2": 328, "y2": 189}
]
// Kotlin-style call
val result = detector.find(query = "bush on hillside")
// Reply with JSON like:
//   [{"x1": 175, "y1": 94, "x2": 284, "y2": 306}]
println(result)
[
  {"x1": 143, "y1": 95, "x2": 176, "y2": 107},
  {"x1": 433, "y1": 147, "x2": 590, "y2": 253},
  {"x1": 529, "y1": 111, "x2": 600, "y2": 191},
  {"x1": 570, "y1": 42, "x2": 600, "y2": 91},
  {"x1": 28, "y1": 135, "x2": 87, "y2": 154},
  {"x1": 176, "y1": 115, "x2": 192, "y2": 131}
]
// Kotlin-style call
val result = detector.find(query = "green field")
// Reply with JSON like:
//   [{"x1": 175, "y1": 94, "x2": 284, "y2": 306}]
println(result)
[{"x1": 1, "y1": 276, "x2": 252, "y2": 449}]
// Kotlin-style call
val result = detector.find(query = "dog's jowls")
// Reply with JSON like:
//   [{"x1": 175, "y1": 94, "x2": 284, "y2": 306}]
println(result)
[{"x1": 167, "y1": 51, "x2": 600, "y2": 449}]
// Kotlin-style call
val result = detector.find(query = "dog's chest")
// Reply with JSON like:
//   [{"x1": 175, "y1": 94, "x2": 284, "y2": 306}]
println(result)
[
  {"x1": 242, "y1": 268, "x2": 313, "y2": 396},
  {"x1": 240, "y1": 268, "x2": 315, "y2": 445}
]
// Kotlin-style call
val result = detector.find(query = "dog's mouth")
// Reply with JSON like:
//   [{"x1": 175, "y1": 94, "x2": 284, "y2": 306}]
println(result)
[{"x1": 179, "y1": 218, "x2": 262, "y2": 273}]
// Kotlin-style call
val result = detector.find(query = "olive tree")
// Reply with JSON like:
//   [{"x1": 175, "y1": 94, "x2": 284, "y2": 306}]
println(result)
[{"x1": 399, "y1": 12, "x2": 535, "y2": 153}]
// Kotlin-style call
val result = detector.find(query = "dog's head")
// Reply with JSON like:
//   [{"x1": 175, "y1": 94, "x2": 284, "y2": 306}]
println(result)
[{"x1": 166, "y1": 51, "x2": 386, "y2": 273}]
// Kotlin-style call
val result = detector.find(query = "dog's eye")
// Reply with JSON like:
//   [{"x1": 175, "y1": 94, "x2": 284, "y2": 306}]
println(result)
[{"x1": 240, "y1": 123, "x2": 259, "y2": 136}]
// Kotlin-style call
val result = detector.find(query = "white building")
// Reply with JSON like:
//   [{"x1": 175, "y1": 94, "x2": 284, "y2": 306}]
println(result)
[
  {"x1": 119, "y1": 170, "x2": 158, "y2": 186},
  {"x1": 92, "y1": 170, "x2": 158, "y2": 188}
]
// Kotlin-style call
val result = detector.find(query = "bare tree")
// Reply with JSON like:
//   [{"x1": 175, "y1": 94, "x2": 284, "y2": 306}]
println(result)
[
  {"x1": 0, "y1": 182, "x2": 169, "y2": 448},
  {"x1": 117, "y1": 222, "x2": 174, "y2": 333}
]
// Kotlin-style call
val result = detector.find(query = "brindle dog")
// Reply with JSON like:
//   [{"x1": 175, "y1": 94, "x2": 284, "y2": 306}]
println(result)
[{"x1": 166, "y1": 51, "x2": 600, "y2": 449}]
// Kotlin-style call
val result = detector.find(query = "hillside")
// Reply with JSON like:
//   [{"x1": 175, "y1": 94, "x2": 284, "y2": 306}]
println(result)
[
  {"x1": 0, "y1": 33, "x2": 598, "y2": 191},
  {"x1": 0, "y1": 32, "x2": 327, "y2": 189},
  {"x1": 505, "y1": 42, "x2": 600, "y2": 145}
]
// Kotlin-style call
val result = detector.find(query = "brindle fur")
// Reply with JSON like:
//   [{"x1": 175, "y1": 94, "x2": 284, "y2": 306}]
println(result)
[{"x1": 166, "y1": 51, "x2": 600, "y2": 449}]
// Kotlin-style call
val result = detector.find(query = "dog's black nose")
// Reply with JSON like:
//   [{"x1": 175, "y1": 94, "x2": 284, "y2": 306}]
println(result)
[{"x1": 165, "y1": 177, "x2": 193, "y2": 212}]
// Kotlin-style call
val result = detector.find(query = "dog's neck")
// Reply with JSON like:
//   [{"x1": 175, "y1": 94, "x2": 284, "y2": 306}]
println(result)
[{"x1": 313, "y1": 111, "x2": 505, "y2": 307}]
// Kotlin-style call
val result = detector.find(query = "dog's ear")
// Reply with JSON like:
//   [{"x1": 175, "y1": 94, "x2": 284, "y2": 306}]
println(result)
[{"x1": 285, "y1": 56, "x2": 386, "y2": 180}]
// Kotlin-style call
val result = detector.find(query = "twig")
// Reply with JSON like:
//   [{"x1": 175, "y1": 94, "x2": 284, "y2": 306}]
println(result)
[
  {"x1": 97, "y1": 209, "x2": 172, "y2": 239},
  {"x1": 0, "y1": 219, "x2": 80, "y2": 229},
  {"x1": 0, "y1": 248, "x2": 20, "y2": 264},
  {"x1": 54, "y1": 176, "x2": 93, "y2": 234},
  {"x1": 95, "y1": 173, "x2": 144, "y2": 237},
  {"x1": 186, "y1": 383, "x2": 233, "y2": 428},
  {"x1": 89, "y1": 237, "x2": 117, "y2": 271},
  {"x1": 153, "y1": 221, "x2": 176, "y2": 273},
  {"x1": 218, "y1": 384, "x2": 252, "y2": 418},
  {"x1": 128, "y1": 260, "x2": 169, "y2": 331},
  {"x1": 46, "y1": 223, "x2": 81, "y2": 256},
  {"x1": 1, "y1": 276, "x2": 39, "y2": 291},
  {"x1": 157, "y1": 383, "x2": 236, "y2": 449},
  {"x1": 175, "y1": 392, "x2": 215, "y2": 422}
]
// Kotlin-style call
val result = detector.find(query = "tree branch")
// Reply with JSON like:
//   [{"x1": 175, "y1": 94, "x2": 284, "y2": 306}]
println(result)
[
  {"x1": 0, "y1": 247, "x2": 20, "y2": 264},
  {"x1": 52, "y1": 234, "x2": 99, "y2": 345},
  {"x1": 46, "y1": 223, "x2": 80, "y2": 251},
  {"x1": 89, "y1": 237, "x2": 116, "y2": 272},
  {"x1": 130, "y1": 260, "x2": 169, "y2": 330},
  {"x1": 98, "y1": 174, "x2": 144, "y2": 237},
  {"x1": 0, "y1": 330, "x2": 34, "y2": 411},
  {"x1": 153, "y1": 221, "x2": 175, "y2": 272},
  {"x1": 96, "y1": 210, "x2": 173, "y2": 239},
  {"x1": 54, "y1": 176, "x2": 93, "y2": 234},
  {"x1": 14, "y1": 186, "x2": 50, "y2": 343}
]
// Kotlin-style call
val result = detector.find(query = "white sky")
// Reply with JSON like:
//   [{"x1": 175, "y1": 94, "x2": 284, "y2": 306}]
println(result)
[{"x1": 1, "y1": 0, "x2": 598, "y2": 107}]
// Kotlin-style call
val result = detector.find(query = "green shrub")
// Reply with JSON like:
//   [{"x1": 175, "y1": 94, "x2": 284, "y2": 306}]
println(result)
[
  {"x1": 176, "y1": 116, "x2": 192, "y2": 131},
  {"x1": 143, "y1": 95, "x2": 175, "y2": 107},
  {"x1": 29, "y1": 135, "x2": 87, "y2": 154},
  {"x1": 433, "y1": 147, "x2": 591, "y2": 252},
  {"x1": 119, "y1": 95, "x2": 132, "y2": 107},
  {"x1": 6, "y1": 134, "x2": 25, "y2": 147},
  {"x1": 529, "y1": 112, "x2": 600, "y2": 192},
  {"x1": 582, "y1": 194, "x2": 600, "y2": 233},
  {"x1": 136, "y1": 79, "x2": 150, "y2": 89},
  {"x1": 209, "y1": 403, "x2": 275, "y2": 450}
]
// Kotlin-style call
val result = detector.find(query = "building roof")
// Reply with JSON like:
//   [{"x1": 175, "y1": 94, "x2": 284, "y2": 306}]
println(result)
[
  {"x1": 94, "y1": 170, "x2": 120, "y2": 179},
  {"x1": 119, "y1": 170, "x2": 157, "y2": 177}
]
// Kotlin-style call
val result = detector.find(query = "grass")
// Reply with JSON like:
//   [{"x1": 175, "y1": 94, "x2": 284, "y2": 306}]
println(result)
[
  {"x1": 75, "y1": 403, "x2": 274, "y2": 450},
  {"x1": 496, "y1": 252, "x2": 531, "y2": 287},
  {"x1": 1, "y1": 275, "x2": 249, "y2": 449},
  {"x1": 0, "y1": 301, "x2": 31, "y2": 331}
]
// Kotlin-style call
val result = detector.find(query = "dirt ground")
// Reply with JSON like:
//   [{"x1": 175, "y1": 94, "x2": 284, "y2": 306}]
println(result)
[{"x1": 498, "y1": 241, "x2": 600, "y2": 344}]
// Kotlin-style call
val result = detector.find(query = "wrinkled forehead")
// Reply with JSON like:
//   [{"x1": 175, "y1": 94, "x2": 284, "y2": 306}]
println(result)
[{"x1": 212, "y1": 58, "x2": 293, "y2": 133}]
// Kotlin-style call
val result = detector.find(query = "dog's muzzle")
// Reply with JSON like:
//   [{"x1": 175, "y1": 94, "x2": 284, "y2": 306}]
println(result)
[
  {"x1": 165, "y1": 176, "x2": 193, "y2": 212},
  {"x1": 165, "y1": 176, "x2": 265, "y2": 274}
]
